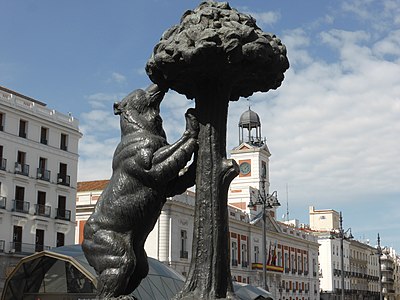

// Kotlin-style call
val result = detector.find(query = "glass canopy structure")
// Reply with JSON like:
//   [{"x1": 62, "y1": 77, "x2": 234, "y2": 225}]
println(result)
[{"x1": 1, "y1": 244, "x2": 272, "y2": 300}]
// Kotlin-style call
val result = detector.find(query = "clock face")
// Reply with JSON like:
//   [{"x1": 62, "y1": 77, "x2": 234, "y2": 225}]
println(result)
[{"x1": 239, "y1": 162, "x2": 251, "y2": 175}]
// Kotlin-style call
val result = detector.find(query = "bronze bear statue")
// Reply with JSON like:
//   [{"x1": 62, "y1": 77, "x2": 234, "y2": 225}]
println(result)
[{"x1": 82, "y1": 84, "x2": 198, "y2": 299}]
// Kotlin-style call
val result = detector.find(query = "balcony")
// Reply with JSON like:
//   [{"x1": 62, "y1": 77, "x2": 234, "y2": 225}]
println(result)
[
  {"x1": 15, "y1": 162, "x2": 29, "y2": 176},
  {"x1": 40, "y1": 138, "x2": 48, "y2": 145},
  {"x1": 57, "y1": 173, "x2": 70, "y2": 186},
  {"x1": 60, "y1": 144, "x2": 68, "y2": 151},
  {"x1": 19, "y1": 131, "x2": 27, "y2": 138},
  {"x1": 0, "y1": 240, "x2": 5, "y2": 252},
  {"x1": 9, "y1": 242, "x2": 51, "y2": 254},
  {"x1": 55, "y1": 208, "x2": 71, "y2": 221},
  {"x1": 180, "y1": 250, "x2": 188, "y2": 259},
  {"x1": 0, "y1": 157, "x2": 6, "y2": 170},
  {"x1": 232, "y1": 259, "x2": 238, "y2": 267},
  {"x1": 12, "y1": 200, "x2": 30, "y2": 214},
  {"x1": 304, "y1": 270, "x2": 309, "y2": 276},
  {"x1": 241, "y1": 261, "x2": 248, "y2": 268},
  {"x1": 285, "y1": 268, "x2": 290, "y2": 273},
  {"x1": 37, "y1": 168, "x2": 51, "y2": 181},
  {"x1": 34, "y1": 204, "x2": 51, "y2": 217},
  {"x1": 0, "y1": 196, "x2": 6, "y2": 209}
]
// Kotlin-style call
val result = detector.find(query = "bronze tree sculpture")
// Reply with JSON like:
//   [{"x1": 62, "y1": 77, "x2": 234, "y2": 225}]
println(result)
[{"x1": 146, "y1": 2, "x2": 289, "y2": 299}]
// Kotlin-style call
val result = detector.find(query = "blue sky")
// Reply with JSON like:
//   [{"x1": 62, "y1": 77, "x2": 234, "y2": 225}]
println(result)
[{"x1": 1, "y1": 0, "x2": 399, "y2": 250}]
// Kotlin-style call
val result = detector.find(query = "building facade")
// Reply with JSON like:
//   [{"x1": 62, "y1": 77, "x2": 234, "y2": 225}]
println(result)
[
  {"x1": 309, "y1": 206, "x2": 382, "y2": 300},
  {"x1": 0, "y1": 86, "x2": 82, "y2": 292},
  {"x1": 76, "y1": 108, "x2": 320, "y2": 300}
]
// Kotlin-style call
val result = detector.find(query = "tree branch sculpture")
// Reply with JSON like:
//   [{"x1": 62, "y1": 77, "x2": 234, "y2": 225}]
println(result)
[{"x1": 146, "y1": 2, "x2": 289, "y2": 299}]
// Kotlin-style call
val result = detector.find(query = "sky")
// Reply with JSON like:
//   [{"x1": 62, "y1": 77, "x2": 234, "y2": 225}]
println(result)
[{"x1": 1, "y1": 0, "x2": 399, "y2": 250}]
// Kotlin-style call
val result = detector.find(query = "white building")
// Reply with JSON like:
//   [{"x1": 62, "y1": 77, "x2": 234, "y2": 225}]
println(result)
[
  {"x1": 309, "y1": 206, "x2": 381, "y2": 300},
  {"x1": 0, "y1": 86, "x2": 82, "y2": 292},
  {"x1": 76, "y1": 107, "x2": 320, "y2": 300}
]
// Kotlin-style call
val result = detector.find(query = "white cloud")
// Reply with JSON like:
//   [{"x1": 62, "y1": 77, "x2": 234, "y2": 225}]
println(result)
[
  {"x1": 110, "y1": 72, "x2": 127, "y2": 84},
  {"x1": 250, "y1": 11, "x2": 281, "y2": 26}
]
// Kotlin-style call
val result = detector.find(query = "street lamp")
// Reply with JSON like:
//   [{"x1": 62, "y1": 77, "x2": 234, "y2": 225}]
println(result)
[
  {"x1": 330, "y1": 212, "x2": 353, "y2": 300},
  {"x1": 248, "y1": 179, "x2": 280, "y2": 291},
  {"x1": 377, "y1": 233, "x2": 383, "y2": 300}
]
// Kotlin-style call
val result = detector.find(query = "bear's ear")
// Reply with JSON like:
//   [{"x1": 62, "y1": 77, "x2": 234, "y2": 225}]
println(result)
[{"x1": 113, "y1": 102, "x2": 122, "y2": 115}]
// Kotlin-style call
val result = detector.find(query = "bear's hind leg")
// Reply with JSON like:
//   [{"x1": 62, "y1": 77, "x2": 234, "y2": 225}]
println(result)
[
  {"x1": 124, "y1": 244, "x2": 149, "y2": 295},
  {"x1": 83, "y1": 229, "x2": 136, "y2": 298}
]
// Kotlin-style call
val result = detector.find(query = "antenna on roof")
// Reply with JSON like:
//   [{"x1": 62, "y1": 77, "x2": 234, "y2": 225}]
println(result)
[{"x1": 286, "y1": 183, "x2": 290, "y2": 222}]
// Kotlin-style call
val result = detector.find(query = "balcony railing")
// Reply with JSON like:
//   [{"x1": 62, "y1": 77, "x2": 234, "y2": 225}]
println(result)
[
  {"x1": 241, "y1": 261, "x2": 248, "y2": 268},
  {"x1": 19, "y1": 131, "x2": 27, "y2": 138},
  {"x1": 55, "y1": 208, "x2": 71, "y2": 221},
  {"x1": 40, "y1": 138, "x2": 48, "y2": 145},
  {"x1": 12, "y1": 200, "x2": 30, "y2": 214},
  {"x1": 60, "y1": 144, "x2": 68, "y2": 151},
  {"x1": 9, "y1": 242, "x2": 51, "y2": 254},
  {"x1": 304, "y1": 270, "x2": 309, "y2": 276},
  {"x1": 180, "y1": 250, "x2": 188, "y2": 259},
  {"x1": 0, "y1": 240, "x2": 5, "y2": 252},
  {"x1": 232, "y1": 259, "x2": 238, "y2": 266},
  {"x1": 15, "y1": 162, "x2": 29, "y2": 176},
  {"x1": 37, "y1": 168, "x2": 51, "y2": 181},
  {"x1": 0, "y1": 157, "x2": 6, "y2": 170},
  {"x1": 57, "y1": 173, "x2": 70, "y2": 186},
  {"x1": 34, "y1": 204, "x2": 51, "y2": 217},
  {"x1": 0, "y1": 196, "x2": 6, "y2": 209}
]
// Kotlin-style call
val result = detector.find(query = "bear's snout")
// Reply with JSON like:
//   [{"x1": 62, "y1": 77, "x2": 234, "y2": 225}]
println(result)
[{"x1": 114, "y1": 102, "x2": 122, "y2": 115}]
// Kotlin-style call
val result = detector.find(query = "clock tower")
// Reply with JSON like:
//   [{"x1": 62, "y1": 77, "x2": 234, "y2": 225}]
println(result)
[{"x1": 228, "y1": 108, "x2": 277, "y2": 218}]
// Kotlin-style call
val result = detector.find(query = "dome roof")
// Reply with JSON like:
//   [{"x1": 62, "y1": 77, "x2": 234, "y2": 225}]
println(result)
[{"x1": 239, "y1": 108, "x2": 261, "y2": 129}]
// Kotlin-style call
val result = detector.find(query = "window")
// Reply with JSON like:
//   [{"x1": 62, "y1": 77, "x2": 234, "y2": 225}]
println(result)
[
  {"x1": 36, "y1": 191, "x2": 49, "y2": 217},
  {"x1": 304, "y1": 256, "x2": 308, "y2": 273},
  {"x1": 14, "y1": 186, "x2": 28, "y2": 213},
  {"x1": 231, "y1": 241, "x2": 238, "y2": 266},
  {"x1": 261, "y1": 161, "x2": 267, "y2": 178},
  {"x1": 0, "y1": 112, "x2": 4, "y2": 131},
  {"x1": 0, "y1": 145, "x2": 5, "y2": 170},
  {"x1": 241, "y1": 244, "x2": 248, "y2": 267},
  {"x1": 35, "y1": 229, "x2": 45, "y2": 252},
  {"x1": 56, "y1": 195, "x2": 70, "y2": 221},
  {"x1": 57, "y1": 232, "x2": 65, "y2": 247},
  {"x1": 278, "y1": 251, "x2": 283, "y2": 267},
  {"x1": 19, "y1": 119, "x2": 27, "y2": 138},
  {"x1": 285, "y1": 252, "x2": 289, "y2": 270},
  {"x1": 60, "y1": 133, "x2": 68, "y2": 151},
  {"x1": 13, "y1": 226, "x2": 23, "y2": 253},
  {"x1": 40, "y1": 127, "x2": 48, "y2": 145},
  {"x1": 254, "y1": 246, "x2": 259, "y2": 263},
  {"x1": 38, "y1": 157, "x2": 50, "y2": 181},
  {"x1": 0, "y1": 182, "x2": 5, "y2": 209},
  {"x1": 291, "y1": 254, "x2": 295, "y2": 272},
  {"x1": 58, "y1": 163, "x2": 70, "y2": 186},
  {"x1": 298, "y1": 255, "x2": 302, "y2": 272},
  {"x1": 16, "y1": 151, "x2": 29, "y2": 176},
  {"x1": 180, "y1": 230, "x2": 188, "y2": 259}
]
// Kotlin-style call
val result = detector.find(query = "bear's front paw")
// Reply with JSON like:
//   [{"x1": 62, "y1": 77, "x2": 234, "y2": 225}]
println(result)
[{"x1": 185, "y1": 108, "x2": 199, "y2": 138}]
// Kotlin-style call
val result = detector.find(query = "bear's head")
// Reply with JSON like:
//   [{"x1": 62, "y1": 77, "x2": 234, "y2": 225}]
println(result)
[{"x1": 114, "y1": 84, "x2": 166, "y2": 137}]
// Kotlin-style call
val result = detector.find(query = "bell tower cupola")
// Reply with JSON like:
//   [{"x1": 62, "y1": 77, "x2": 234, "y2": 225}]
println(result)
[{"x1": 238, "y1": 107, "x2": 265, "y2": 146}]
